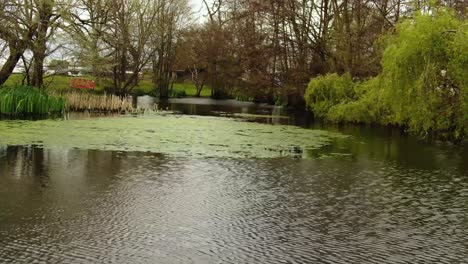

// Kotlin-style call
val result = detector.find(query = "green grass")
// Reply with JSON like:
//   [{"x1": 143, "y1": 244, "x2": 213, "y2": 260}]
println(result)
[
  {"x1": 134, "y1": 81, "x2": 211, "y2": 97},
  {"x1": 5, "y1": 74, "x2": 211, "y2": 98},
  {"x1": 172, "y1": 83, "x2": 211, "y2": 97},
  {"x1": 5, "y1": 74, "x2": 99, "y2": 92}
]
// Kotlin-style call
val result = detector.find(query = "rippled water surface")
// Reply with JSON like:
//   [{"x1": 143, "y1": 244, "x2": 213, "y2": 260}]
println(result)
[{"x1": 0, "y1": 98, "x2": 467, "y2": 263}]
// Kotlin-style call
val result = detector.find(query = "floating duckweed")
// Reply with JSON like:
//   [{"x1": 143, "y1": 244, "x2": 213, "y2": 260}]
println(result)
[{"x1": 0, "y1": 115, "x2": 347, "y2": 158}]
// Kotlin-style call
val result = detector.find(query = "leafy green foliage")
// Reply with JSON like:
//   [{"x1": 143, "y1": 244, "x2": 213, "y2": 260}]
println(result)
[
  {"x1": 326, "y1": 77, "x2": 389, "y2": 124},
  {"x1": 0, "y1": 86, "x2": 65, "y2": 115},
  {"x1": 304, "y1": 73, "x2": 356, "y2": 118},
  {"x1": 305, "y1": 8, "x2": 468, "y2": 141}
]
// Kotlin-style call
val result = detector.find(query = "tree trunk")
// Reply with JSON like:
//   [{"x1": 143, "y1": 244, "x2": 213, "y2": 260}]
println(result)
[
  {"x1": 31, "y1": 51, "x2": 45, "y2": 87},
  {"x1": 0, "y1": 44, "x2": 23, "y2": 86},
  {"x1": 31, "y1": 1, "x2": 53, "y2": 88}
]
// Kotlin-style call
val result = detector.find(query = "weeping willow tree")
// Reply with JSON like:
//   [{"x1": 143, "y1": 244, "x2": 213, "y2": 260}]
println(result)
[
  {"x1": 305, "y1": 7, "x2": 468, "y2": 141},
  {"x1": 387, "y1": 8, "x2": 466, "y2": 139}
]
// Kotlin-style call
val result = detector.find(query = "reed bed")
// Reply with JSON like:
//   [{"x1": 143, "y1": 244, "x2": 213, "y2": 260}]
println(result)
[
  {"x1": 62, "y1": 91, "x2": 134, "y2": 112},
  {"x1": 0, "y1": 86, "x2": 65, "y2": 115}
]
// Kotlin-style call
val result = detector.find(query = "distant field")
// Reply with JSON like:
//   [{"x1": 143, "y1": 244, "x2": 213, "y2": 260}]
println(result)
[
  {"x1": 4, "y1": 74, "x2": 211, "y2": 98},
  {"x1": 173, "y1": 83, "x2": 211, "y2": 97},
  {"x1": 5, "y1": 74, "x2": 75, "y2": 91}
]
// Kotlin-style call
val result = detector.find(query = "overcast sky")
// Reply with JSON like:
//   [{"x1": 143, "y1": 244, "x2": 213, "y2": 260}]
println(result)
[
  {"x1": 189, "y1": 0, "x2": 205, "y2": 12},
  {"x1": 3, "y1": 0, "x2": 214, "y2": 67},
  {"x1": 189, "y1": 0, "x2": 211, "y2": 22}
]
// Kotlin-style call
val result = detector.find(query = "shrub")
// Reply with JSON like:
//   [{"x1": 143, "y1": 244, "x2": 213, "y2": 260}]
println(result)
[
  {"x1": 326, "y1": 77, "x2": 389, "y2": 124},
  {"x1": 304, "y1": 73, "x2": 356, "y2": 118}
]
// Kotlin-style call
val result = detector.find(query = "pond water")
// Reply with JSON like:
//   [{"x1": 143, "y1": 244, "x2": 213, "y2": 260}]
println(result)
[{"x1": 0, "y1": 97, "x2": 467, "y2": 263}]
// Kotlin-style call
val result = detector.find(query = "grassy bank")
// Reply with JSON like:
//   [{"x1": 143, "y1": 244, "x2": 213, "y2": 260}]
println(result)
[
  {"x1": 305, "y1": 9, "x2": 467, "y2": 141},
  {"x1": 5, "y1": 74, "x2": 210, "y2": 98}
]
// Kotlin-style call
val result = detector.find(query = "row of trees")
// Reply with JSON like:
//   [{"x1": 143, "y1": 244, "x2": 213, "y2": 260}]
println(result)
[
  {"x1": 0, "y1": 0, "x2": 190, "y2": 96},
  {"x1": 176, "y1": 0, "x2": 466, "y2": 102},
  {"x1": 0, "y1": 0, "x2": 466, "y2": 101},
  {"x1": 71, "y1": 0, "x2": 191, "y2": 96}
]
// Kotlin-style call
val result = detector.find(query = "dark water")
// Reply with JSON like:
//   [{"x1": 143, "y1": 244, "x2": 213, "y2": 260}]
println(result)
[{"x1": 0, "y1": 98, "x2": 467, "y2": 263}]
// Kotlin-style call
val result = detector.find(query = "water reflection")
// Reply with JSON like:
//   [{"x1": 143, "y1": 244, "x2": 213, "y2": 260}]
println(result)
[{"x1": 0, "y1": 143, "x2": 467, "y2": 263}]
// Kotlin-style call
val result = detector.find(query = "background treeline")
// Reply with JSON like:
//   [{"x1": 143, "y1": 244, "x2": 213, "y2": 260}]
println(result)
[
  {"x1": 176, "y1": 0, "x2": 467, "y2": 104},
  {"x1": 0, "y1": 1, "x2": 466, "y2": 105}
]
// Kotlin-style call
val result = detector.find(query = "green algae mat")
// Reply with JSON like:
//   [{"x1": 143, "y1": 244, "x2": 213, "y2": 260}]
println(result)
[{"x1": 0, "y1": 115, "x2": 346, "y2": 158}]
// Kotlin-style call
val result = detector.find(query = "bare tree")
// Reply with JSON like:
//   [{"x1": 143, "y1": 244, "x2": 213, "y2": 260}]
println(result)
[
  {"x1": 0, "y1": 0, "x2": 72, "y2": 87},
  {"x1": 70, "y1": 0, "x2": 162, "y2": 95},
  {"x1": 150, "y1": 0, "x2": 191, "y2": 98},
  {"x1": 175, "y1": 28, "x2": 208, "y2": 97}
]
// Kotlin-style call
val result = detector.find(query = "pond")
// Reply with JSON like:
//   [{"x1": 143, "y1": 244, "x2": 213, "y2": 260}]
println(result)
[{"x1": 0, "y1": 97, "x2": 467, "y2": 263}]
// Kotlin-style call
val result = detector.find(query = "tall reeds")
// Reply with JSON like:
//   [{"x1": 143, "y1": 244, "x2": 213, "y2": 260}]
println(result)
[
  {"x1": 62, "y1": 91, "x2": 133, "y2": 112},
  {"x1": 0, "y1": 86, "x2": 65, "y2": 115},
  {"x1": 0, "y1": 86, "x2": 135, "y2": 115}
]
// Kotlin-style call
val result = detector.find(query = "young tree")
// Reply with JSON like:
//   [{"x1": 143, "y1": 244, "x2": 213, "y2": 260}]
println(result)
[
  {"x1": 175, "y1": 28, "x2": 208, "y2": 97},
  {"x1": 151, "y1": 0, "x2": 191, "y2": 98}
]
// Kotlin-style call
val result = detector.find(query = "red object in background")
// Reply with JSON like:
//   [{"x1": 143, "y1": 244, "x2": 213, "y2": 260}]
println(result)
[{"x1": 70, "y1": 79, "x2": 95, "y2": 90}]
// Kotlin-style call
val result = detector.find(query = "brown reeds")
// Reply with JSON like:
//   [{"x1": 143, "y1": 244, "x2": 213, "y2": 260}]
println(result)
[{"x1": 61, "y1": 92, "x2": 134, "y2": 112}]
